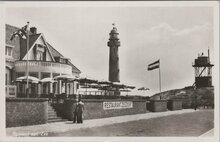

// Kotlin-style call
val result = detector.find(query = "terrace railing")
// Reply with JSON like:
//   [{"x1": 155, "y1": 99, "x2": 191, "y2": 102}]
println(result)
[{"x1": 15, "y1": 60, "x2": 72, "y2": 75}]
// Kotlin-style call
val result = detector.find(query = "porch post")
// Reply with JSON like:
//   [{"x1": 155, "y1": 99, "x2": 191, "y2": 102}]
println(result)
[
  {"x1": 38, "y1": 72, "x2": 41, "y2": 97},
  {"x1": 59, "y1": 80, "x2": 62, "y2": 94},
  {"x1": 50, "y1": 73, "x2": 53, "y2": 93},
  {"x1": 65, "y1": 81, "x2": 68, "y2": 94}
]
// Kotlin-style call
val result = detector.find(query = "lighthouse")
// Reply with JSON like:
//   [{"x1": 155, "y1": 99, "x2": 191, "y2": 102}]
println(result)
[
  {"x1": 192, "y1": 49, "x2": 214, "y2": 88},
  {"x1": 107, "y1": 24, "x2": 121, "y2": 82}
]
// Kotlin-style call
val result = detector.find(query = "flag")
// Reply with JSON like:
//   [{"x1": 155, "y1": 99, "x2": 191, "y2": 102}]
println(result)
[
  {"x1": 148, "y1": 60, "x2": 160, "y2": 71},
  {"x1": 10, "y1": 24, "x2": 28, "y2": 41}
]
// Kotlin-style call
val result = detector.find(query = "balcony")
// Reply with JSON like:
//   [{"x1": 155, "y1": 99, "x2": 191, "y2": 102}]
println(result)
[{"x1": 15, "y1": 60, "x2": 72, "y2": 75}]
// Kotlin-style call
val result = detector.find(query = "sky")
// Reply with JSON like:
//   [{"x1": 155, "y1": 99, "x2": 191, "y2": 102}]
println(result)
[{"x1": 5, "y1": 4, "x2": 214, "y2": 96}]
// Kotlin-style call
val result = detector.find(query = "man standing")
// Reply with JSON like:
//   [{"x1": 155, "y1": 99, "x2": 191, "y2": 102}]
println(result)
[
  {"x1": 73, "y1": 102, "x2": 78, "y2": 123},
  {"x1": 194, "y1": 94, "x2": 198, "y2": 111},
  {"x1": 77, "y1": 100, "x2": 84, "y2": 123}
]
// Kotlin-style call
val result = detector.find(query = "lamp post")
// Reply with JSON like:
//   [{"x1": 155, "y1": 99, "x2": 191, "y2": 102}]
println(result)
[{"x1": 26, "y1": 22, "x2": 30, "y2": 98}]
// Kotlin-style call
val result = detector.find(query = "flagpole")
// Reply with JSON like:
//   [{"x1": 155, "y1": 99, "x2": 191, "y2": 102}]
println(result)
[
  {"x1": 26, "y1": 22, "x2": 30, "y2": 98},
  {"x1": 159, "y1": 59, "x2": 161, "y2": 93}
]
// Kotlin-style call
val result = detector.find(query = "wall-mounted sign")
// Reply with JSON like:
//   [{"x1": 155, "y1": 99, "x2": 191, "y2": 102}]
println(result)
[
  {"x1": 103, "y1": 101, "x2": 133, "y2": 110},
  {"x1": 6, "y1": 85, "x2": 17, "y2": 98}
]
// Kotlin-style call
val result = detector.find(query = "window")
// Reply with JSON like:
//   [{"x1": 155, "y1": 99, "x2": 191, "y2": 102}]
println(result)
[
  {"x1": 60, "y1": 58, "x2": 66, "y2": 64},
  {"x1": 5, "y1": 74, "x2": 7, "y2": 85},
  {"x1": 5, "y1": 46, "x2": 13, "y2": 57},
  {"x1": 36, "y1": 51, "x2": 43, "y2": 60},
  {"x1": 35, "y1": 44, "x2": 45, "y2": 61}
]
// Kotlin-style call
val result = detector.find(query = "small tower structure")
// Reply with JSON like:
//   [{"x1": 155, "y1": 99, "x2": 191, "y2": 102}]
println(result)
[
  {"x1": 192, "y1": 49, "x2": 214, "y2": 88},
  {"x1": 107, "y1": 24, "x2": 121, "y2": 82}
]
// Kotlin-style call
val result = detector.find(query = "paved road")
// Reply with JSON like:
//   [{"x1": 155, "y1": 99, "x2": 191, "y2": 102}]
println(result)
[
  {"x1": 47, "y1": 110, "x2": 214, "y2": 137},
  {"x1": 199, "y1": 129, "x2": 214, "y2": 137},
  {"x1": 6, "y1": 109, "x2": 213, "y2": 137}
]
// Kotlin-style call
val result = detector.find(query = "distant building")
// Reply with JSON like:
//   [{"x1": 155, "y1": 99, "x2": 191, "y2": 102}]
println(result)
[
  {"x1": 192, "y1": 50, "x2": 214, "y2": 88},
  {"x1": 5, "y1": 24, "x2": 81, "y2": 97}
]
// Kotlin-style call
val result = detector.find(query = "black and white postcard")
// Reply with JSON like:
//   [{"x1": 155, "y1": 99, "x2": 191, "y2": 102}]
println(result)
[{"x1": 0, "y1": 1, "x2": 219, "y2": 142}]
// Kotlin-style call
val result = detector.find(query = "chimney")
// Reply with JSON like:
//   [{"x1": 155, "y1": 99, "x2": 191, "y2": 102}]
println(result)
[{"x1": 30, "y1": 27, "x2": 37, "y2": 34}]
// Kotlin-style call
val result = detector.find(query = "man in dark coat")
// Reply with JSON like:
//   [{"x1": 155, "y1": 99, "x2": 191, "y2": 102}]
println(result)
[
  {"x1": 77, "y1": 100, "x2": 84, "y2": 123},
  {"x1": 73, "y1": 102, "x2": 78, "y2": 123},
  {"x1": 194, "y1": 94, "x2": 198, "y2": 111}
]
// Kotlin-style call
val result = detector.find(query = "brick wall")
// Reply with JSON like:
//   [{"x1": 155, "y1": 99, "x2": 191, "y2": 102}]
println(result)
[
  {"x1": 55, "y1": 99, "x2": 147, "y2": 120},
  {"x1": 167, "y1": 100, "x2": 182, "y2": 110},
  {"x1": 6, "y1": 98, "x2": 48, "y2": 127},
  {"x1": 148, "y1": 100, "x2": 167, "y2": 112}
]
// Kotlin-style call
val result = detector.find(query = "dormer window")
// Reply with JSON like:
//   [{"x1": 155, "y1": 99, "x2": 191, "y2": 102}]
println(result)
[
  {"x1": 54, "y1": 56, "x2": 69, "y2": 64},
  {"x1": 35, "y1": 44, "x2": 45, "y2": 61},
  {"x1": 36, "y1": 51, "x2": 43, "y2": 60}
]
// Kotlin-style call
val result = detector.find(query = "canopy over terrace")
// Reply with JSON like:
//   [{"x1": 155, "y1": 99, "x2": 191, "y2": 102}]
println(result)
[
  {"x1": 15, "y1": 76, "x2": 40, "y2": 97},
  {"x1": 76, "y1": 78, "x2": 136, "y2": 96},
  {"x1": 53, "y1": 74, "x2": 76, "y2": 81},
  {"x1": 53, "y1": 74, "x2": 78, "y2": 96},
  {"x1": 76, "y1": 77, "x2": 98, "y2": 95},
  {"x1": 112, "y1": 82, "x2": 135, "y2": 96},
  {"x1": 39, "y1": 77, "x2": 57, "y2": 97},
  {"x1": 120, "y1": 89, "x2": 132, "y2": 96},
  {"x1": 15, "y1": 74, "x2": 136, "y2": 98},
  {"x1": 16, "y1": 76, "x2": 40, "y2": 84},
  {"x1": 137, "y1": 87, "x2": 150, "y2": 96},
  {"x1": 40, "y1": 77, "x2": 56, "y2": 83},
  {"x1": 138, "y1": 87, "x2": 150, "y2": 91}
]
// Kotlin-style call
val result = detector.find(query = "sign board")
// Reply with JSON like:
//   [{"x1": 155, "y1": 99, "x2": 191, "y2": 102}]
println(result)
[
  {"x1": 103, "y1": 101, "x2": 133, "y2": 110},
  {"x1": 6, "y1": 85, "x2": 17, "y2": 98}
]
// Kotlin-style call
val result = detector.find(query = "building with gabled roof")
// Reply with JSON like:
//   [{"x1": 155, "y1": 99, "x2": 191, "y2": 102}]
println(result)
[{"x1": 5, "y1": 24, "x2": 81, "y2": 97}]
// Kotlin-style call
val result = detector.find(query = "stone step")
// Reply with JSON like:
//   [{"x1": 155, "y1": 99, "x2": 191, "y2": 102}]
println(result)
[
  {"x1": 48, "y1": 109, "x2": 55, "y2": 112},
  {"x1": 48, "y1": 112, "x2": 57, "y2": 116},
  {"x1": 48, "y1": 110, "x2": 56, "y2": 113},
  {"x1": 48, "y1": 116, "x2": 62, "y2": 120},
  {"x1": 48, "y1": 106, "x2": 55, "y2": 110},
  {"x1": 48, "y1": 109, "x2": 56, "y2": 112},
  {"x1": 48, "y1": 113, "x2": 61, "y2": 117},
  {"x1": 48, "y1": 113, "x2": 59, "y2": 118},
  {"x1": 48, "y1": 110, "x2": 59, "y2": 116},
  {"x1": 47, "y1": 104, "x2": 67, "y2": 123},
  {"x1": 47, "y1": 118, "x2": 67, "y2": 123},
  {"x1": 48, "y1": 113, "x2": 59, "y2": 117}
]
